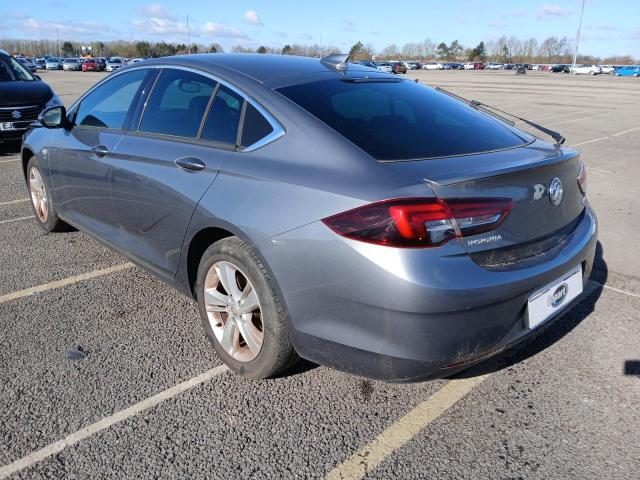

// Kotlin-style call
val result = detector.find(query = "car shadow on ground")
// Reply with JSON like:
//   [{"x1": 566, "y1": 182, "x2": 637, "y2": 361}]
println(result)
[
  {"x1": 0, "y1": 141, "x2": 21, "y2": 155},
  {"x1": 455, "y1": 241, "x2": 607, "y2": 379}
]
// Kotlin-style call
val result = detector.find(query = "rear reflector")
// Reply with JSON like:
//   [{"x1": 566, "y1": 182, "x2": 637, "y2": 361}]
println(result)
[
  {"x1": 322, "y1": 197, "x2": 513, "y2": 248},
  {"x1": 577, "y1": 160, "x2": 587, "y2": 195}
]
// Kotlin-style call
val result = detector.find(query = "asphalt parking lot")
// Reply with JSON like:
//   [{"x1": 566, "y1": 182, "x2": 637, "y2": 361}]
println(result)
[{"x1": 1, "y1": 69, "x2": 639, "y2": 479}]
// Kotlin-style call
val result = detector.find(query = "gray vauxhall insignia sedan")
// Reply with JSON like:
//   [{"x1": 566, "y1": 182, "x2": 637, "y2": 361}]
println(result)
[{"x1": 21, "y1": 54, "x2": 597, "y2": 381}]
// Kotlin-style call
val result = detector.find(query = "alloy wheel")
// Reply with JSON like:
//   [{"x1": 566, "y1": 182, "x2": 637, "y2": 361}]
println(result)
[
  {"x1": 29, "y1": 166, "x2": 49, "y2": 223},
  {"x1": 204, "y1": 260, "x2": 264, "y2": 362}
]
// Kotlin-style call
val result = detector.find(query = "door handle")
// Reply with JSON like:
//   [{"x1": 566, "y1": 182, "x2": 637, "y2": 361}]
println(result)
[
  {"x1": 91, "y1": 145, "x2": 109, "y2": 157},
  {"x1": 175, "y1": 157, "x2": 205, "y2": 172}
]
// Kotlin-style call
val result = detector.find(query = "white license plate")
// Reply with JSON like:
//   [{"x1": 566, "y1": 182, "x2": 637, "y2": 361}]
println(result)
[
  {"x1": 0, "y1": 122, "x2": 16, "y2": 131},
  {"x1": 527, "y1": 265, "x2": 583, "y2": 329}
]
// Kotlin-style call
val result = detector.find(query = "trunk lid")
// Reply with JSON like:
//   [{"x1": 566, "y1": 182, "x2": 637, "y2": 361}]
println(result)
[{"x1": 384, "y1": 141, "x2": 586, "y2": 261}]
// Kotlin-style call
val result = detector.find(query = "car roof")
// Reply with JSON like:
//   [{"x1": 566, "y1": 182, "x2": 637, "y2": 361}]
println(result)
[{"x1": 142, "y1": 53, "x2": 386, "y2": 88}]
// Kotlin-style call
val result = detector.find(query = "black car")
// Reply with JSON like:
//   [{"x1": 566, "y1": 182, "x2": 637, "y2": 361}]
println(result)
[
  {"x1": 0, "y1": 51, "x2": 62, "y2": 144},
  {"x1": 550, "y1": 64, "x2": 570, "y2": 73}
]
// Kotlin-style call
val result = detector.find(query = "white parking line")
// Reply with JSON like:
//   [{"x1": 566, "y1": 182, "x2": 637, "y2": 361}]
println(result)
[
  {"x1": 530, "y1": 110, "x2": 587, "y2": 122},
  {"x1": 570, "y1": 137, "x2": 609, "y2": 147},
  {"x1": 324, "y1": 375, "x2": 489, "y2": 480},
  {"x1": 612, "y1": 126, "x2": 640, "y2": 137},
  {"x1": 0, "y1": 158, "x2": 20, "y2": 164},
  {"x1": 0, "y1": 263, "x2": 134, "y2": 305},
  {"x1": 545, "y1": 112, "x2": 613, "y2": 126},
  {"x1": 0, "y1": 198, "x2": 29, "y2": 207},
  {"x1": 0, "y1": 215, "x2": 34, "y2": 225},
  {"x1": 592, "y1": 281, "x2": 640, "y2": 299},
  {"x1": 0, "y1": 364, "x2": 229, "y2": 479}
]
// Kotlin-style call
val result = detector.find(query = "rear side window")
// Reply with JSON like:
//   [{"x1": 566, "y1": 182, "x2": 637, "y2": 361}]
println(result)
[
  {"x1": 277, "y1": 79, "x2": 531, "y2": 161},
  {"x1": 140, "y1": 69, "x2": 216, "y2": 138},
  {"x1": 200, "y1": 85, "x2": 244, "y2": 145},
  {"x1": 76, "y1": 69, "x2": 149, "y2": 129},
  {"x1": 240, "y1": 103, "x2": 274, "y2": 147}
]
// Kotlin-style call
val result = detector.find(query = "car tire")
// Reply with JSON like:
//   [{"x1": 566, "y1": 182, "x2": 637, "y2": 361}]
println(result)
[
  {"x1": 196, "y1": 236, "x2": 298, "y2": 379},
  {"x1": 26, "y1": 156, "x2": 68, "y2": 233}
]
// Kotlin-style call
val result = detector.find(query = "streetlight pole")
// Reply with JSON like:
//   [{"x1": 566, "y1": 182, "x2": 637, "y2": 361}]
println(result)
[
  {"x1": 187, "y1": 15, "x2": 191, "y2": 54},
  {"x1": 572, "y1": 0, "x2": 586, "y2": 68}
]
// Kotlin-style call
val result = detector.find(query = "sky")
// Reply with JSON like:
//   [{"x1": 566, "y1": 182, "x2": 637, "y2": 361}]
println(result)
[{"x1": 1, "y1": 0, "x2": 638, "y2": 58}]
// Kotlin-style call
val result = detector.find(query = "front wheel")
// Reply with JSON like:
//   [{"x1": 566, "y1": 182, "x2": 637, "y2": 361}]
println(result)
[
  {"x1": 196, "y1": 237, "x2": 298, "y2": 379},
  {"x1": 26, "y1": 156, "x2": 68, "y2": 233}
]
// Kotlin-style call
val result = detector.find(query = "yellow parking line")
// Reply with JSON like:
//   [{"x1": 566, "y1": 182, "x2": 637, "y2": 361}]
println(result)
[
  {"x1": 0, "y1": 263, "x2": 135, "y2": 305},
  {"x1": 0, "y1": 364, "x2": 229, "y2": 479},
  {"x1": 324, "y1": 375, "x2": 489, "y2": 480},
  {"x1": 0, "y1": 198, "x2": 29, "y2": 206}
]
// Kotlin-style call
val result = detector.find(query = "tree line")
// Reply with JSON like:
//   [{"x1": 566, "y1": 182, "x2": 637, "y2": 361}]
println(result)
[{"x1": 0, "y1": 37, "x2": 635, "y2": 65}]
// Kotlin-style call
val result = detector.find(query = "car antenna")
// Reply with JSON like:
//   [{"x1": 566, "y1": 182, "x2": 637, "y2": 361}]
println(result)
[{"x1": 321, "y1": 53, "x2": 349, "y2": 74}]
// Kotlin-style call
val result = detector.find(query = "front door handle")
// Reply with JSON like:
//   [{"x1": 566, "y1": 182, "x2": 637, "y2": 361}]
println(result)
[
  {"x1": 91, "y1": 145, "x2": 109, "y2": 157},
  {"x1": 175, "y1": 157, "x2": 205, "y2": 172}
]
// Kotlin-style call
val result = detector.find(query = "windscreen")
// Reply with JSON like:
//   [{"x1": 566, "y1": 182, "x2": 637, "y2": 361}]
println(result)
[{"x1": 277, "y1": 79, "x2": 532, "y2": 161}]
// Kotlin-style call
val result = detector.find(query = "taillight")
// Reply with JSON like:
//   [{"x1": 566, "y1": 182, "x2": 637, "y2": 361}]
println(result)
[
  {"x1": 577, "y1": 161, "x2": 587, "y2": 195},
  {"x1": 322, "y1": 197, "x2": 513, "y2": 248}
]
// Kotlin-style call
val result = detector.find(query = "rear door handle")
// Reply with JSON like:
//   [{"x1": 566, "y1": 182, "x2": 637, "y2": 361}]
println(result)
[
  {"x1": 175, "y1": 157, "x2": 205, "y2": 172},
  {"x1": 91, "y1": 145, "x2": 109, "y2": 157}
]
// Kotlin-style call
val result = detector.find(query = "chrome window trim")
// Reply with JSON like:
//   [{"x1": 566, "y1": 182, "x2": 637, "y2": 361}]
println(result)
[{"x1": 69, "y1": 64, "x2": 285, "y2": 152}]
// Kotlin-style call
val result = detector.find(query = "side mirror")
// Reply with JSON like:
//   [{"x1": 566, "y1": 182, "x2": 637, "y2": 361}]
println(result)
[{"x1": 38, "y1": 105, "x2": 68, "y2": 129}]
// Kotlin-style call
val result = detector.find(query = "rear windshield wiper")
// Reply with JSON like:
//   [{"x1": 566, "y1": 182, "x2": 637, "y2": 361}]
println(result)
[{"x1": 435, "y1": 87, "x2": 566, "y2": 146}]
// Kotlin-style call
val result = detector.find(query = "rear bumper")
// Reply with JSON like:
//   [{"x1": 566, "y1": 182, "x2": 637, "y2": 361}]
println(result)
[{"x1": 260, "y1": 206, "x2": 598, "y2": 382}]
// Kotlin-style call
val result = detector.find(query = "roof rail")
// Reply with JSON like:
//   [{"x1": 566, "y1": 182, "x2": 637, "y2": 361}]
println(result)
[{"x1": 321, "y1": 53, "x2": 349, "y2": 73}]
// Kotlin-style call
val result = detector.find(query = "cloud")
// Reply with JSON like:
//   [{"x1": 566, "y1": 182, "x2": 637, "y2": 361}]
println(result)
[
  {"x1": 21, "y1": 17, "x2": 119, "y2": 37},
  {"x1": 243, "y1": 10, "x2": 262, "y2": 26},
  {"x1": 341, "y1": 20, "x2": 356, "y2": 32},
  {"x1": 201, "y1": 22, "x2": 249, "y2": 39},
  {"x1": 537, "y1": 4, "x2": 575, "y2": 20},
  {"x1": 587, "y1": 23, "x2": 619, "y2": 32},
  {"x1": 136, "y1": 3, "x2": 176, "y2": 20},
  {"x1": 489, "y1": 21, "x2": 508, "y2": 28},
  {"x1": 131, "y1": 17, "x2": 188, "y2": 35},
  {"x1": 274, "y1": 31, "x2": 288, "y2": 38}
]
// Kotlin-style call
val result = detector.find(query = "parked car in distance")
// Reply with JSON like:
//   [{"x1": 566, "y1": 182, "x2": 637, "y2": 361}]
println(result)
[
  {"x1": 550, "y1": 64, "x2": 570, "y2": 73},
  {"x1": 82, "y1": 58, "x2": 101, "y2": 72},
  {"x1": 485, "y1": 62, "x2": 503, "y2": 70},
  {"x1": 22, "y1": 53, "x2": 596, "y2": 382},
  {"x1": 62, "y1": 58, "x2": 82, "y2": 71},
  {"x1": 473, "y1": 62, "x2": 485, "y2": 70},
  {"x1": 571, "y1": 64, "x2": 601, "y2": 75},
  {"x1": 463, "y1": 62, "x2": 474, "y2": 70},
  {"x1": 422, "y1": 62, "x2": 443, "y2": 70},
  {"x1": 614, "y1": 65, "x2": 640, "y2": 77},
  {"x1": 34, "y1": 58, "x2": 46, "y2": 69},
  {"x1": 17, "y1": 57, "x2": 38, "y2": 73},
  {"x1": 389, "y1": 61, "x2": 407, "y2": 74},
  {"x1": 375, "y1": 61, "x2": 393, "y2": 73},
  {"x1": 0, "y1": 50, "x2": 62, "y2": 143},
  {"x1": 403, "y1": 61, "x2": 421, "y2": 70},
  {"x1": 355, "y1": 60, "x2": 379, "y2": 69},
  {"x1": 45, "y1": 57, "x2": 62, "y2": 70},
  {"x1": 106, "y1": 57, "x2": 124, "y2": 72},
  {"x1": 128, "y1": 58, "x2": 145, "y2": 65}
]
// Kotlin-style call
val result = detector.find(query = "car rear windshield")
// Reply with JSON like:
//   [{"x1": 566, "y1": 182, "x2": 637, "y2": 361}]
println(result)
[{"x1": 277, "y1": 79, "x2": 531, "y2": 160}]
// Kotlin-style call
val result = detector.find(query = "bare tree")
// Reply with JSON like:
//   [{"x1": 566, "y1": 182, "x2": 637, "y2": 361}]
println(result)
[
  {"x1": 401, "y1": 42, "x2": 420, "y2": 59},
  {"x1": 380, "y1": 44, "x2": 400, "y2": 59},
  {"x1": 421, "y1": 38, "x2": 436, "y2": 60}
]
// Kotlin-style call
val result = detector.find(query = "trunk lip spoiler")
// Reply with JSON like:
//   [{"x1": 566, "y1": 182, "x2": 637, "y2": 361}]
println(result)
[{"x1": 435, "y1": 86, "x2": 566, "y2": 147}]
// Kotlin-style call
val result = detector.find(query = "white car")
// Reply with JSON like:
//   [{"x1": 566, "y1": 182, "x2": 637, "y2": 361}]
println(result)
[
  {"x1": 106, "y1": 57, "x2": 124, "y2": 72},
  {"x1": 571, "y1": 64, "x2": 601, "y2": 75},
  {"x1": 486, "y1": 63, "x2": 503, "y2": 70},
  {"x1": 375, "y1": 62, "x2": 393, "y2": 73},
  {"x1": 598, "y1": 65, "x2": 614, "y2": 74},
  {"x1": 422, "y1": 62, "x2": 443, "y2": 70},
  {"x1": 128, "y1": 58, "x2": 145, "y2": 65},
  {"x1": 463, "y1": 62, "x2": 475, "y2": 70}
]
